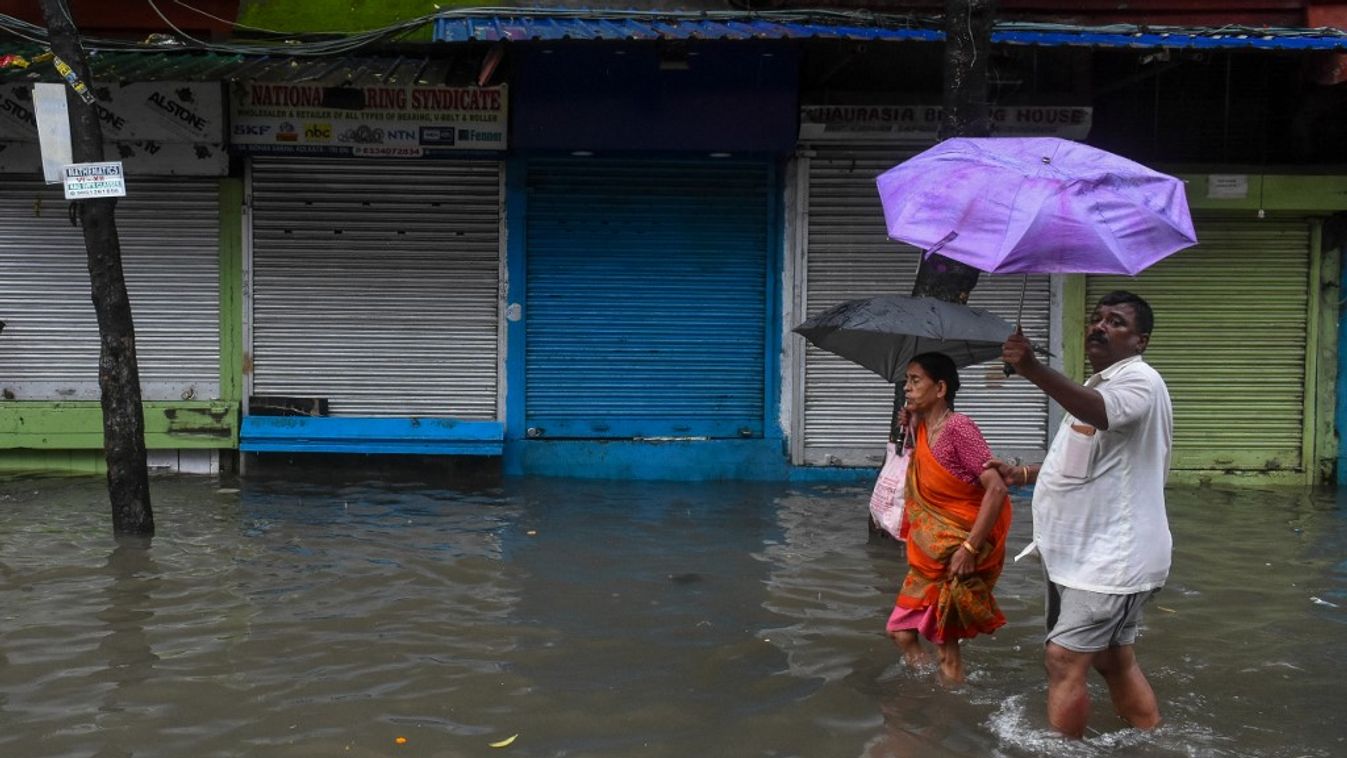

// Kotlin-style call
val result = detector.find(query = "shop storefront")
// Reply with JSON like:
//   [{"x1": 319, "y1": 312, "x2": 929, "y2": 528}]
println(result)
[
  {"x1": 521, "y1": 157, "x2": 773, "y2": 441},
  {"x1": 0, "y1": 80, "x2": 233, "y2": 473},
  {"x1": 1084, "y1": 202, "x2": 1335, "y2": 483},
  {"x1": 786, "y1": 105, "x2": 1097, "y2": 468},
  {"x1": 232, "y1": 80, "x2": 508, "y2": 455},
  {"x1": 502, "y1": 41, "x2": 798, "y2": 478}
]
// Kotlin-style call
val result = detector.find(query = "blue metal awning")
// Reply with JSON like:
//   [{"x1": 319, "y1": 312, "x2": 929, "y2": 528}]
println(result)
[{"x1": 433, "y1": 11, "x2": 1347, "y2": 51}]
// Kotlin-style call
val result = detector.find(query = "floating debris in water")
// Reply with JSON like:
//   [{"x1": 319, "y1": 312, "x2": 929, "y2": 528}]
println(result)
[
  {"x1": 1310, "y1": 596, "x2": 1339, "y2": 608},
  {"x1": 668, "y1": 572, "x2": 703, "y2": 584},
  {"x1": 216, "y1": 488, "x2": 239, "y2": 494},
  {"x1": 489, "y1": 734, "x2": 518, "y2": 748}
]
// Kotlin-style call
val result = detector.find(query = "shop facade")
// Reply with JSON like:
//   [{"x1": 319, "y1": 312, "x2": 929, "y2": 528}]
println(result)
[
  {"x1": 0, "y1": 80, "x2": 236, "y2": 473},
  {"x1": 786, "y1": 112, "x2": 1091, "y2": 468},
  {"x1": 230, "y1": 78, "x2": 509, "y2": 457},
  {"x1": 501, "y1": 41, "x2": 798, "y2": 479},
  {"x1": 2, "y1": 11, "x2": 1345, "y2": 483},
  {"x1": 1078, "y1": 177, "x2": 1345, "y2": 485}
]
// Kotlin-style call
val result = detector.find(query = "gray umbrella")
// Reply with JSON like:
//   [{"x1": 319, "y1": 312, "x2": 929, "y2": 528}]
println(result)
[{"x1": 793, "y1": 295, "x2": 1014, "y2": 382}]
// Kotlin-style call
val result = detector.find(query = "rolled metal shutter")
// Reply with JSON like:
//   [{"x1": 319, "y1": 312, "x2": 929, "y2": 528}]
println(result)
[
  {"x1": 799, "y1": 146, "x2": 1049, "y2": 466},
  {"x1": 1086, "y1": 217, "x2": 1311, "y2": 471},
  {"x1": 524, "y1": 158, "x2": 769, "y2": 439},
  {"x1": 0, "y1": 177, "x2": 219, "y2": 401},
  {"x1": 249, "y1": 158, "x2": 501, "y2": 418}
]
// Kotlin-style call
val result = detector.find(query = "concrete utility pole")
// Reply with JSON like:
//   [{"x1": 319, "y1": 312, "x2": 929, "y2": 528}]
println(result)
[
  {"x1": 38, "y1": 0, "x2": 154, "y2": 535},
  {"x1": 910, "y1": 0, "x2": 995, "y2": 304}
]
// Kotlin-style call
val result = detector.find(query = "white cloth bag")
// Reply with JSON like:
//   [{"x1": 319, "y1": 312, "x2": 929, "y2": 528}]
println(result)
[{"x1": 869, "y1": 439, "x2": 911, "y2": 540}]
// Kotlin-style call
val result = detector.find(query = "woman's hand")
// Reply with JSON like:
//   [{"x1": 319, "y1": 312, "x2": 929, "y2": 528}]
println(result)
[
  {"x1": 947, "y1": 546, "x2": 976, "y2": 579},
  {"x1": 984, "y1": 457, "x2": 1014, "y2": 483},
  {"x1": 898, "y1": 404, "x2": 912, "y2": 430},
  {"x1": 984, "y1": 457, "x2": 1030, "y2": 485}
]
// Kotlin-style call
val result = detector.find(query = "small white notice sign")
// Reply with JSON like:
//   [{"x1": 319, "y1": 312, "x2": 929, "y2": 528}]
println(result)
[
  {"x1": 32, "y1": 83, "x2": 73, "y2": 185},
  {"x1": 1207, "y1": 174, "x2": 1249, "y2": 200},
  {"x1": 63, "y1": 161, "x2": 127, "y2": 199}
]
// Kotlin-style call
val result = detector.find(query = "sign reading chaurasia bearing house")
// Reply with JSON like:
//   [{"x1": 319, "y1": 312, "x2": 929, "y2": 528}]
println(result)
[
  {"x1": 63, "y1": 161, "x2": 127, "y2": 200},
  {"x1": 799, "y1": 104, "x2": 1092, "y2": 142},
  {"x1": 230, "y1": 82, "x2": 508, "y2": 156}
]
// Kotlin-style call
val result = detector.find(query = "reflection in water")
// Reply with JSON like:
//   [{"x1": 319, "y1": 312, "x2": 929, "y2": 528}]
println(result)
[
  {"x1": 92, "y1": 537, "x2": 160, "y2": 758},
  {"x1": 0, "y1": 473, "x2": 1343, "y2": 756},
  {"x1": 96, "y1": 538, "x2": 160, "y2": 697}
]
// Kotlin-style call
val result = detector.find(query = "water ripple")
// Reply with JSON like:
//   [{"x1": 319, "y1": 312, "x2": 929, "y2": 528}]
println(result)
[{"x1": 0, "y1": 474, "x2": 1343, "y2": 755}]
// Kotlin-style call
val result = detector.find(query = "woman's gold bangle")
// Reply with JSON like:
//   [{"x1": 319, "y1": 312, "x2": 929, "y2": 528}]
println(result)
[
  {"x1": 1021, "y1": 465, "x2": 1029, "y2": 484},
  {"x1": 961, "y1": 540, "x2": 977, "y2": 555}
]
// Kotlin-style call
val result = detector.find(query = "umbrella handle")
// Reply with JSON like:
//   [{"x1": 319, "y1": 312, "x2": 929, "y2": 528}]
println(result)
[
  {"x1": 1004, "y1": 276, "x2": 1029, "y2": 377},
  {"x1": 1003, "y1": 321, "x2": 1023, "y2": 377}
]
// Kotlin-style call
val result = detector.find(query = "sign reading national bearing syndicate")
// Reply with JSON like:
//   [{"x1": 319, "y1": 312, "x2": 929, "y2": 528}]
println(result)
[
  {"x1": 799, "y1": 104, "x2": 1092, "y2": 142},
  {"x1": 230, "y1": 82, "x2": 508, "y2": 156}
]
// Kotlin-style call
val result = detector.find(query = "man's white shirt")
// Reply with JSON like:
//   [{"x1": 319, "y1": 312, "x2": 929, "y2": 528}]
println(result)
[{"x1": 1030, "y1": 355, "x2": 1174, "y2": 594}]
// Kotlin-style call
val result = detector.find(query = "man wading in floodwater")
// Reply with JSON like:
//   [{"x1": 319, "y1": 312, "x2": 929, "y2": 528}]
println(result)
[{"x1": 987, "y1": 291, "x2": 1173, "y2": 738}]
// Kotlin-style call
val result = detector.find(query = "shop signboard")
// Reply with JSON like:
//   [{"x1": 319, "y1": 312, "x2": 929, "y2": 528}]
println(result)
[
  {"x1": 0, "y1": 81, "x2": 226, "y2": 175},
  {"x1": 799, "y1": 104, "x2": 1092, "y2": 143},
  {"x1": 229, "y1": 82, "x2": 508, "y2": 157}
]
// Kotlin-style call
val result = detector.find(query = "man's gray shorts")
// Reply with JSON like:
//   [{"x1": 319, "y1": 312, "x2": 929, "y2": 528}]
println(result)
[{"x1": 1045, "y1": 579, "x2": 1159, "y2": 652}]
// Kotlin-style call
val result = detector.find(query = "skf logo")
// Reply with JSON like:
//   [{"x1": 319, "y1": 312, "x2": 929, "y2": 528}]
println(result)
[{"x1": 304, "y1": 123, "x2": 331, "y2": 141}]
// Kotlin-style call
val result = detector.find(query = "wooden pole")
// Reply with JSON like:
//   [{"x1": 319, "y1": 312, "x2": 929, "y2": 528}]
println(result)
[
  {"x1": 894, "y1": 0, "x2": 997, "y2": 441},
  {"x1": 910, "y1": 0, "x2": 995, "y2": 306},
  {"x1": 38, "y1": 0, "x2": 154, "y2": 536}
]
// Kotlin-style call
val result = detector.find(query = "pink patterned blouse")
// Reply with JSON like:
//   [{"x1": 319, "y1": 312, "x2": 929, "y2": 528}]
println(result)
[{"x1": 919, "y1": 412, "x2": 994, "y2": 485}]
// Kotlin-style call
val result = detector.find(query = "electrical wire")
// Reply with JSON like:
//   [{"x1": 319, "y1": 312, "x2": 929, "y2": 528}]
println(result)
[
  {"x1": 2, "y1": 6, "x2": 1344, "y2": 62},
  {"x1": 0, "y1": 15, "x2": 50, "y2": 46}
]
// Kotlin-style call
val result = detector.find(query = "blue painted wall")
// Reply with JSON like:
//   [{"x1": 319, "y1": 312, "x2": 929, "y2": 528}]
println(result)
[
  {"x1": 511, "y1": 41, "x2": 800, "y2": 153},
  {"x1": 1338, "y1": 246, "x2": 1347, "y2": 485},
  {"x1": 507, "y1": 439, "x2": 876, "y2": 482}
]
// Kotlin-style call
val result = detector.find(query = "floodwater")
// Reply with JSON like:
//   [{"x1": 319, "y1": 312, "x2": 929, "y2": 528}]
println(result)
[{"x1": 0, "y1": 470, "x2": 1343, "y2": 758}]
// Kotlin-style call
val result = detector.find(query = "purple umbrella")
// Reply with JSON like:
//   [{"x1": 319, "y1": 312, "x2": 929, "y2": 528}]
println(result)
[{"x1": 876, "y1": 137, "x2": 1197, "y2": 277}]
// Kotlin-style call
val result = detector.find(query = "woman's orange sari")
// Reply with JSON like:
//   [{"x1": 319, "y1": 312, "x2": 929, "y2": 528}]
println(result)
[{"x1": 897, "y1": 421, "x2": 1012, "y2": 641}]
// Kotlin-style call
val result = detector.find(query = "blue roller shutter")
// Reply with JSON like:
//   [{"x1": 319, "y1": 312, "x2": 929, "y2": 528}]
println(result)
[{"x1": 524, "y1": 158, "x2": 771, "y2": 439}]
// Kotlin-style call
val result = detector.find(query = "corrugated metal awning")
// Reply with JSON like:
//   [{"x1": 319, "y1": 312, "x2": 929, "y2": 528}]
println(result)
[
  {"x1": 3, "y1": 9, "x2": 1344, "y2": 88},
  {"x1": 0, "y1": 48, "x2": 463, "y2": 86},
  {"x1": 432, "y1": 11, "x2": 1347, "y2": 51}
]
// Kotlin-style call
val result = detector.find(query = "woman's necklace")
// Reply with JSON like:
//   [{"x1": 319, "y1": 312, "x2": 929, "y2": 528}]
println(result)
[{"x1": 927, "y1": 408, "x2": 952, "y2": 444}]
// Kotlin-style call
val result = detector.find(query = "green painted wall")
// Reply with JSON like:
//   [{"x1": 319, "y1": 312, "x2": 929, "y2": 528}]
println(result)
[
  {"x1": 0, "y1": 449, "x2": 106, "y2": 475},
  {"x1": 220, "y1": 178, "x2": 245, "y2": 403},
  {"x1": 236, "y1": 0, "x2": 483, "y2": 40},
  {"x1": 0, "y1": 402, "x2": 238, "y2": 449},
  {"x1": 1177, "y1": 173, "x2": 1347, "y2": 213},
  {"x1": 1310, "y1": 218, "x2": 1340, "y2": 483}
]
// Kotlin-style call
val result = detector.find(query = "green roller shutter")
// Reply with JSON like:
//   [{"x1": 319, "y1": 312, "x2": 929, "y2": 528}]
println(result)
[{"x1": 1085, "y1": 217, "x2": 1312, "y2": 472}]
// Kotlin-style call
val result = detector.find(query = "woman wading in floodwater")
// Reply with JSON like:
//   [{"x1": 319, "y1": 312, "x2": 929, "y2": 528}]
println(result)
[{"x1": 887, "y1": 352, "x2": 1012, "y2": 682}]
